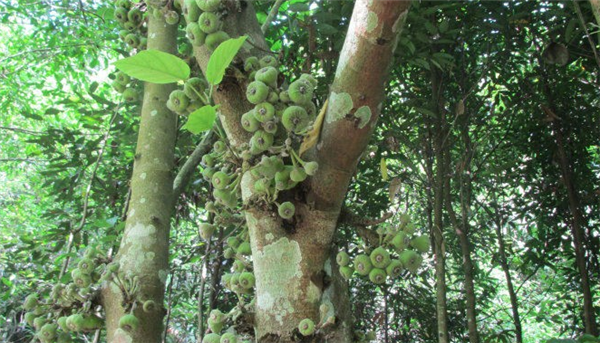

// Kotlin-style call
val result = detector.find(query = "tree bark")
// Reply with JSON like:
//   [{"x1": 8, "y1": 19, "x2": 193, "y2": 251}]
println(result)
[
  {"x1": 490, "y1": 198, "x2": 523, "y2": 343},
  {"x1": 444, "y1": 115, "x2": 479, "y2": 343},
  {"x1": 552, "y1": 120, "x2": 598, "y2": 335},
  {"x1": 181, "y1": 0, "x2": 410, "y2": 340},
  {"x1": 101, "y1": 13, "x2": 178, "y2": 343},
  {"x1": 590, "y1": 0, "x2": 600, "y2": 42},
  {"x1": 431, "y1": 67, "x2": 449, "y2": 343},
  {"x1": 539, "y1": 64, "x2": 598, "y2": 335}
]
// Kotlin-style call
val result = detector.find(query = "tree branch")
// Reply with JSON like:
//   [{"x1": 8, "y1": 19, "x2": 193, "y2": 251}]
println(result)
[
  {"x1": 261, "y1": 0, "x2": 284, "y2": 34},
  {"x1": 172, "y1": 129, "x2": 217, "y2": 198},
  {"x1": 306, "y1": 0, "x2": 412, "y2": 212}
]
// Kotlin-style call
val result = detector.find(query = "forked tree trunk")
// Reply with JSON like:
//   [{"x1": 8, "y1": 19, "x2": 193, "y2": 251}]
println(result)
[
  {"x1": 189, "y1": 1, "x2": 411, "y2": 341},
  {"x1": 101, "y1": 13, "x2": 178, "y2": 343}
]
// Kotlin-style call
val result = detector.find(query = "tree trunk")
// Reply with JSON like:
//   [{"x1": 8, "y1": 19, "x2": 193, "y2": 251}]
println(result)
[
  {"x1": 445, "y1": 177, "x2": 479, "y2": 343},
  {"x1": 553, "y1": 121, "x2": 598, "y2": 335},
  {"x1": 490, "y1": 198, "x2": 523, "y2": 343},
  {"x1": 539, "y1": 64, "x2": 598, "y2": 335},
  {"x1": 101, "y1": 13, "x2": 178, "y2": 343},
  {"x1": 450, "y1": 115, "x2": 479, "y2": 343},
  {"x1": 591, "y1": 0, "x2": 600, "y2": 42},
  {"x1": 431, "y1": 68, "x2": 449, "y2": 343},
  {"x1": 186, "y1": 0, "x2": 411, "y2": 341}
]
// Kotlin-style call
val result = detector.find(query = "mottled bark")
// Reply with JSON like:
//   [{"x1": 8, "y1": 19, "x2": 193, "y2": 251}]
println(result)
[
  {"x1": 102, "y1": 13, "x2": 178, "y2": 343},
  {"x1": 180, "y1": 0, "x2": 410, "y2": 341},
  {"x1": 445, "y1": 185, "x2": 478, "y2": 343},
  {"x1": 189, "y1": 1, "x2": 269, "y2": 148}
]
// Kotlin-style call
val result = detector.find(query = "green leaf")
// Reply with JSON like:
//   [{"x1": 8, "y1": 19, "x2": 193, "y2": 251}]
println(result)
[
  {"x1": 206, "y1": 36, "x2": 247, "y2": 86},
  {"x1": 183, "y1": 106, "x2": 218, "y2": 134},
  {"x1": 316, "y1": 23, "x2": 338, "y2": 35},
  {"x1": 1, "y1": 277, "x2": 13, "y2": 288},
  {"x1": 380, "y1": 158, "x2": 389, "y2": 181},
  {"x1": 288, "y1": 3, "x2": 310, "y2": 12},
  {"x1": 113, "y1": 50, "x2": 190, "y2": 84}
]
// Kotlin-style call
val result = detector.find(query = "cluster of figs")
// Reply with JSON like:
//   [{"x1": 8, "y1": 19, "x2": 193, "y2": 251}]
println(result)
[
  {"x1": 21, "y1": 247, "x2": 142, "y2": 343},
  {"x1": 337, "y1": 214, "x2": 430, "y2": 285}
]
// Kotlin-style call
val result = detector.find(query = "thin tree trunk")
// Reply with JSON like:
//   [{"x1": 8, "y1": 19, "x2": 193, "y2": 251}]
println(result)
[
  {"x1": 445, "y1": 176, "x2": 479, "y2": 343},
  {"x1": 457, "y1": 116, "x2": 479, "y2": 343},
  {"x1": 101, "y1": 13, "x2": 178, "y2": 343},
  {"x1": 490, "y1": 197, "x2": 523, "y2": 343},
  {"x1": 590, "y1": 0, "x2": 600, "y2": 42},
  {"x1": 553, "y1": 121, "x2": 598, "y2": 335},
  {"x1": 539, "y1": 65, "x2": 598, "y2": 335},
  {"x1": 431, "y1": 67, "x2": 449, "y2": 343}
]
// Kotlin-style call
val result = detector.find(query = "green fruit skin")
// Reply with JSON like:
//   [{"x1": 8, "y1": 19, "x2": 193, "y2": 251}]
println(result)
[
  {"x1": 339, "y1": 266, "x2": 354, "y2": 280},
  {"x1": 411, "y1": 235, "x2": 430, "y2": 253},
  {"x1": 370, "y1": 246, "x2": 391, "y2": 269},
  {"x1": 386, "y1": 259, "x2": 404, "y2": 278},
  {"x1": 298, "y1": 318, "x2": 315, "y2": 336},
  {"x1": 369, "y1": 268, "x2": 387, "y2": 284},
  {"x1": 336, "y1": 251, "x2": 350, "y2": 266},
  {"x1": 203, "y1": 333, "x2": 221, "y2": 343},
  {"x1": 354, "y1": 254, "x2": 373, "y2": 276}
]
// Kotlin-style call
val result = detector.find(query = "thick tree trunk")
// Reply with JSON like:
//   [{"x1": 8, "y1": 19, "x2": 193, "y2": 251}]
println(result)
[
  {"x1": 490, "y1": 199, "x2": 523, "y2": 343},
  {"x1": 184, "y1": 0, "x2": 410, "y2": 340},
  {"x1": 243, "y1": 2, "x2": 410, "y2": 340},
  {"x1": 101, "y1": 13, "x2": 178, "y2": 343}
]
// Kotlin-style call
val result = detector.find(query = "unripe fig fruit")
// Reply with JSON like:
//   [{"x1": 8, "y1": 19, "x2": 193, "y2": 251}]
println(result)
[
  {"x1": 246, "y1": 81, "x2": 269, "y2": 105},
  {"x1": 278, "y1": 201, "x2": 295, "y2": 219},
  {"x1": 298, "y1": 318, "x2": 315, "y2": 336},
  {"x1": 370, "y1": 246, "x2": 391, "y2": 269},
  {"x1": 354, "y1": 254, "x2": 373, "y2": 276}
]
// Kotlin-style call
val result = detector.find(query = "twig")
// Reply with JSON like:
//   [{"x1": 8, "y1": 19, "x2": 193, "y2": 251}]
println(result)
[
  {"x1": 196, "y1": 227, "x2": 213, "y2": 343},
  {"x1": 0, "y1": 44, "x2": 90, "y2": 63},
  {"x1": 0, "y1": 158, "x2": 43, "y2": 163},
  {"x1": 339, "y1": 207, "x2": 393, "y2": 227},
  {"x1": 0, "y1": 126, "x2": 43, "y2": 135},
  {"x1": 261, "y1": 0, "x2": 285, "y2": 34}
]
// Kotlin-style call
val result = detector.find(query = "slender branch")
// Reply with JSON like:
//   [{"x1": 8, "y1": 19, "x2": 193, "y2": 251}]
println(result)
[
  {"x1": 172, "y1": 129, "x2": 217, "y2": 198},
  {"x1": 573, "y1": 0, "x2": 600, "y2": 69},
  {"x1": 339, "y1": 207, "x2": 393, "y2": 227},
  {"x1": 59, "y1": 103, "x2": 121, "y2": 278},
  {"x1": 0, "y1": 158, "x2": 43, "y2": 163},
  {"x1": 0, "y1": 44, "x2": 90, "y2": 63},
  {"x1": 0, "y1": 126, "x2": 43, "y2": 135},
  {"x1": 261, "y1": 0, "x2": 285, "y2": 34}
]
